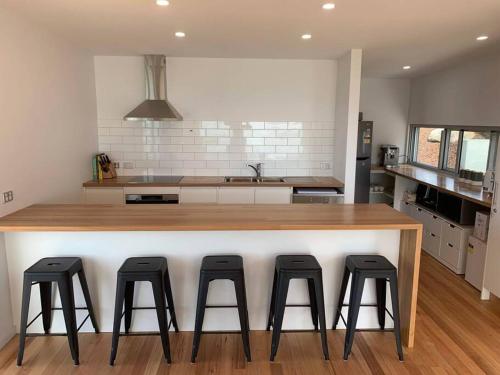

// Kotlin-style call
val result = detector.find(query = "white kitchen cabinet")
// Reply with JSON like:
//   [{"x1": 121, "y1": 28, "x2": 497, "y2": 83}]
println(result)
[
  {"x1": 254, "y1": 187, "x2": 292, "y2": 204},
  {"x1": 399, "y1": 200, "x2": 472, "y2": 274},
  {"x1": 217, "y1": 187, "x2": 255, "y2": 204},
  {"x1": 83, "y1": 188, "x2": 125, "y2": 205},
  {"x1": 180, "y1": 187, "x2": 218, "y2": 204},
  {"x1": 124, "y1": 187, "x2": 180, "y2": 195}
]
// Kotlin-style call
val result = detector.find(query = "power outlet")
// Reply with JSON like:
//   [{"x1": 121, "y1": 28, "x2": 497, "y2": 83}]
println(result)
[
  {"x1": 113, "y1": 162, "x2": 120, "y2": 169},
  {"x1": 320, "y1": 162, "x2": 331, "y2": 170},
  {"x1": 2, "y1": 190, "x2": 14, "y2": 204}
]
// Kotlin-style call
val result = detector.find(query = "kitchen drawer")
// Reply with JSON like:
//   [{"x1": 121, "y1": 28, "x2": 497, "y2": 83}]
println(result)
[
  {"x1": 180, "y1": 187, "x2": 217, "y2": 204},
  {"x1": 255, "y1": 187, "x2": 292, "y2": 204},
  {"x1": 124, "y1": 187, "x2": 180, "y2": 195},
  {"x1": 423, "y1": 229, "x2": 440, "y2": 259},
  {"x1": 427, "y1": 212, "x2": 443, "y2": 237},
  {"x1": 84, "y1": 188, "x2": 124, "y2": 205},
  {"x1": 406, "y1": 202, "x2": 419, "y2": 220},
  {"x1": 439, "y1": 240, "x2": 463, "y2": 273},
  {"x1": 441, "y1": 221, "x2": 463, "y2": 249},
  {"x1": 413, "y1": 205, "x2": 427, "y2": 224},
  {"x1": 218, "y1": 187, "x2": 255, "y2": 204},
  {"x1": 400, "y1": 201, "x2": 412, "y2": 216}
]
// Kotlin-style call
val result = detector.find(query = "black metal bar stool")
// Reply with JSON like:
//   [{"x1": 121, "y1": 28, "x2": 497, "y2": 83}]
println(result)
[
  {"x1": 110, "y1": 257, "x2": 179, "y2": 365},
  {"x1": 191, "y1": 255, "x2": 251, "y2": 363},
  {"x1": 333, "y1": 255, "x2": 403, "y2": 361},
  {"x1": 266, "y1": 254, "x2": 329, "y2": 361},
  {"x1": 17, "y1": 257, "x2": 99, "y2": 366}
]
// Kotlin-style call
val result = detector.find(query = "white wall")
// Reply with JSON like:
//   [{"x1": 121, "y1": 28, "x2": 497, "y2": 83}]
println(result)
[
  {"x1": 409, "y1": 50, "x2": 500, "y2": 127},
  {"x1": 334, "y1": 50, "x2": 363, "y2": 203},
  {"x1": 95, "y1": 57, "x2": 338, "y2": 177},
  {"x1": 360, "y1": 78, "x2": 411, "y2": 161},
  {"x1": 0, "y1": 7, "x2": 98, "y2": 348}
]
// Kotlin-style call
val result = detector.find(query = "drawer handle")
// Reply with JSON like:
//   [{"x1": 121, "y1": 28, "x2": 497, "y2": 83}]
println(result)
[
  {"x1": 449, "y1": 224, "x2": 456, "y2": 228},
  {"x1": 447, "y1": 243, "x2": 453, "y2": 248},
  {"x1": 433, "y1": 215, "x2": 438, "y2": 219},
  {"x1": 431, "y1": 233, "x2": 436, "y2": 237},
  {"x1": 469, "y1": 244, "x2": 475, "y2": 249},
  {"x1": 417, "y1": 208, "x2": 422, "y2": 212}
]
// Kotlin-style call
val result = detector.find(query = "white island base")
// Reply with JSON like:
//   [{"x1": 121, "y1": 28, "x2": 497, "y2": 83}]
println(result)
[{"x1": 5, "y1": 230, "x2": 401, "y2": 335}]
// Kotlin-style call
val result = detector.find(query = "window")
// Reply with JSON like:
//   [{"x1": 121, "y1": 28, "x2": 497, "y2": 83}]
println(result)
[
  {"x1": 460, "y1": 131, "x2": 491, "y2": 173},
  {"x1": 413, "y1": 127, "x2": 443, "y2": 168},
  {"x1": 410, "y1": 126, "x2": 498, "y2": 175},
  {"x1": 445, "y1": 130, "x2": 460, "y2": 171}
]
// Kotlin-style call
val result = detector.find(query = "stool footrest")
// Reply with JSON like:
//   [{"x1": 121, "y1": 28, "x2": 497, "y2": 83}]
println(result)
[
  {"x1": 205, "y1": 305, "x2": 238, "y2": 309},
  {"x1": 337, "y1": 306, "x2": 394, "y2": 327},
  {"x1": 26, "y1": 307, "x2": 91, "y2": 330},
  {"x1": 119, "y1": 319, "x2": 174, "y2": 336}
]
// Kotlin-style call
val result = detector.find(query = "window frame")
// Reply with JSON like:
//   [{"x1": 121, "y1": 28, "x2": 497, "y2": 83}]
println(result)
[{"x1": 409, "y1": 124, "x2": 499, "y2": 175}]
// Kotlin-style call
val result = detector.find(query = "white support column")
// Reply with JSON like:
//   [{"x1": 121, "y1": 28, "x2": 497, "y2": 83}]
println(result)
[{"x1": 334, "y1": 49, "x2": 363, "y2": 203}]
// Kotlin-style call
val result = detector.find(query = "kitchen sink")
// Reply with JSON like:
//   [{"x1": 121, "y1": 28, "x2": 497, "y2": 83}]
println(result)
[
  {"x1": 256, "y1": 177, "x2": 284, "y2": 183},
  {"x1": 224, "y1": 176, "x2": 285, "y2": 183},
  {"x1": 224, "y1": 177, "x2": 257, "y2": 183}
]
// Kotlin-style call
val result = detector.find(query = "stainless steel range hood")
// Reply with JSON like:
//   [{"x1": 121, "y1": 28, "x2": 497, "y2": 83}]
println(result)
[{"x1": 124, "y1": 55, "x2": 183, "y2": 121}]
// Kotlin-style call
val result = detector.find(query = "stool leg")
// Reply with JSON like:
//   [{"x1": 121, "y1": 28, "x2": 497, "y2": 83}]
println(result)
[
  {"x1": 343, "y1": 273, "x2": 365, "y2": 360},
  {"x1": 163, "y1": 268, "x2": 179, "y2": 333},
  {"x1": 17, "y1": 276, "x2": 32, "y2": 366},
  {"x1": 191, "y1": 273, "x2": 209, "y2": 363},
  {"x1": 307, "y1": 278, "x2": 319, "y2": 331},
  {"x1": 77, "y1": 268, "x2": 100, "y2": 333},
  {"x1": 333, "y1": 266, "x2": 350, "y2": 329},
  {"x1": 270, "y1": 273, "x2": 289, "y2": 361},
  {"x1": 39, "y1": 282, "x2": 52, "y2": 334},
  {"x1": 266, "y1": 268, "x2": 278, "y2": 331},
  {"x1": 312, "y1": 273, "x2": 330, "y2": 360},
  {"x1": 152, "y1": 275, "x2": 172, "y2": 364},
  {"x1": 389, "y1": 272, "x2": 404, "y2": 361},
  {"x1": 110, "y1": 276, "x2": 126, "y2": 366},
  {"x1": 124, "y1": 281, "x2": 134, "y2": 334},
  {"x1": 376, "y1": 278, "x2": 387, "y2": 330},
  {"x1": 234, "y1": 274, "x2": 252, "y2": 362},
  {"x1": 58, "y1": 276, "x2": 79, "y2": 366}
]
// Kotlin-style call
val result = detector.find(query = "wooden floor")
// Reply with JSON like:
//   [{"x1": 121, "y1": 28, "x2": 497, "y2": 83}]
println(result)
[{"x1": 1, "y1": 253, "x2": 500, "y2": 374}]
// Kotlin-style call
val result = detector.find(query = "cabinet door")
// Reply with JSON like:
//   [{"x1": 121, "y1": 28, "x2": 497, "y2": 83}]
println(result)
[
  {"x1": 439, "y1": 240, "x2": 461, "y2": 272},
  {"x1": 400, "y1": 201, "x2": 412, "y2": 216},
  {"x1": 218, "y1": 187, "x2": 255, "y2": 204},
  {"x1": 84, "y1": 188, "x2": 124, "y2": 204},
  {"x1": 254, "y1": 187, "x2": 292, "y2": 204},
  {"x1": 180, "y1": 187, "x2": 218, "y2": 204},
  {"x1": 426, "y1": 231, "x2": 441, "y2": 259}
]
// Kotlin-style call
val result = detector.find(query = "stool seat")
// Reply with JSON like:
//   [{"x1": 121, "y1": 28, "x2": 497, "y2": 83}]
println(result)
[
  {"x1": 25, "y1": 257, "x2": 82, "y2": 275},
  {"x1": 346, "y1": 255, "x2": 396, "y2": 272},
  {"x1": 201, "y1": 255, "x2": 243, "y2": 271},
  {"x1": 276, "y1": 254, "x2": 321, "y2": 271},
  {"x1": 119, "y1": 257, "x2": 167, "y2": 273}
]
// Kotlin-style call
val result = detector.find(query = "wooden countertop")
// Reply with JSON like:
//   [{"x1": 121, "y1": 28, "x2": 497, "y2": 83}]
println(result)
[
  {"x1": 0, "y1": 204, "x2": 420, "y2": 232},
  {"x1": 387, "y1": 165, "x2": 492, "y2": 207},
  {"x1": 82, "y1": 176, "x2": 344, "y2": 188}
]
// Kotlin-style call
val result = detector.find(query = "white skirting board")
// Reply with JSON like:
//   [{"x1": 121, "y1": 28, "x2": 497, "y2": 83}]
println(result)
[{"x1": 5, "y1": 230, "x2": 400, "y2": 333}]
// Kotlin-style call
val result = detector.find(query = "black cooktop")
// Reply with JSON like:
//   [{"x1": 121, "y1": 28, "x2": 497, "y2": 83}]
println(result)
[{"x1": 129, "y1": 176, "x2": 183, "y2": 184}]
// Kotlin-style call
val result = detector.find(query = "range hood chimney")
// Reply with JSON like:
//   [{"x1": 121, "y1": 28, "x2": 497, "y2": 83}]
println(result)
[{"x1": 124, "y1": 55, "x2": 183, "y2": 121}]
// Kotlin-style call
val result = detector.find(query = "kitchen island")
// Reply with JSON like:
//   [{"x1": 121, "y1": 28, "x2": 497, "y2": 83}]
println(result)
[{"x1": 0, "y1": 204, "x2": 421, "y2": 347}]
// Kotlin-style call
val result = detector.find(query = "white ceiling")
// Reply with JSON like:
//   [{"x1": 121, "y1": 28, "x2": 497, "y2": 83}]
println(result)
[{"x1": 2, "y1": 0, "x2": 500, "y2": 77}]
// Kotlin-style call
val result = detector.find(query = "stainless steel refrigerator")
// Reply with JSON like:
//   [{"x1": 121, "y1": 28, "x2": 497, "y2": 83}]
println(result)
[{"x1": 354, "y1": 121, "x2": 373, "y2": 203}]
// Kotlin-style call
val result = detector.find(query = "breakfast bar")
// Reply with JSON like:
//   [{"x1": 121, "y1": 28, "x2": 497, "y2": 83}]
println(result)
[{"x1": 0, "y1": 203, "x2": 422, "y2": 347}]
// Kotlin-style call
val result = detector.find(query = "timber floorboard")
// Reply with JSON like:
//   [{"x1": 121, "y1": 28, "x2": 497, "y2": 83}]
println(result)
[{"x1": 1, "y1": 253, "x2": 499, "y2": 374}]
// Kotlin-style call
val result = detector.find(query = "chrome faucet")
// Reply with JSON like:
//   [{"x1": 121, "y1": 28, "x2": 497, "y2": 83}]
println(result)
[{"x1": 248, "y1": 163, "x2": 263, "y2": 177}]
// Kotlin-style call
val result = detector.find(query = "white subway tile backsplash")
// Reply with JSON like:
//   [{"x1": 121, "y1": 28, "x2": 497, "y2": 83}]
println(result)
[{"x1": 97, "y1": 119, "x2": 334, "y2": 177}]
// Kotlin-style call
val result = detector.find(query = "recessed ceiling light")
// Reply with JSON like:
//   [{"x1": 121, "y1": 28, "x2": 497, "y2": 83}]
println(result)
[
  {"x1": 476, "y1": 35, "x2": 488, "y2": 41},
  {"x1": 301, "y1": 34, "x2": 312, "y2": 40},
  {"x1": 156, "y1": 0, "x2": 169, "y2": 6},
  {"x1": 175, "y1": 31, "x2": 186, "y2": 38},
  {"x1": 403, "y1": 65, "x2": 411, "y2": 70},
  {"x1": 322, "y1": 3, "x2": 336, "y2": 10}
]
